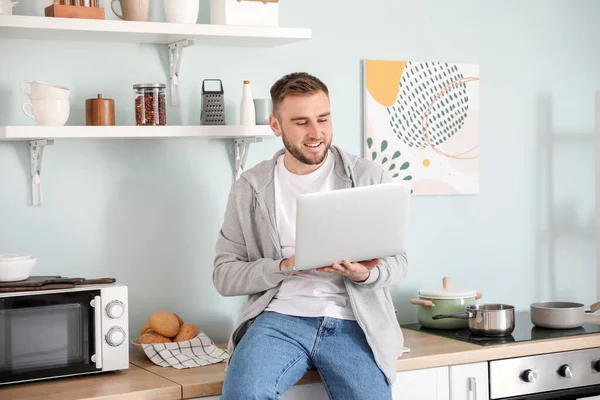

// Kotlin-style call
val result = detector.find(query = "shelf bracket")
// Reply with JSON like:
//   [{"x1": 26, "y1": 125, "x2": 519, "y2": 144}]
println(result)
[
  {"x1": 168, "y1": 39, "x2": 196, "y2": 107},
  {"x1": 234, "y1": 137, "x2": 262, "y2": 180},
  {"x1": 29, "y1": 139, "x2": 54, "y2": 206}
]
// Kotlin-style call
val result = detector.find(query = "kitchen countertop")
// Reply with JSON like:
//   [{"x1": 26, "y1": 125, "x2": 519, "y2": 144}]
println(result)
[
  {"x1": 0, "y1": 363, "x2": 181, "y2": 400},
  {"x1": 397, "y1": 321, "x2": 600, "y2": 371},
  {"x1": 4, "y1": 314, "x2": 600, "y2": 400},
  {"x1": 129, "y1": 351, "x2": 323, "y2": 399}
]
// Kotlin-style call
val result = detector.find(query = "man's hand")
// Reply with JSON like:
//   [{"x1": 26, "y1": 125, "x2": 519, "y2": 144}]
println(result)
[
  {"x1": 279, "y1": 256, "x2": 296, "y2": 276},
  {"x1": 316, "y1": 258, "x2": 382, "y2": 282}
]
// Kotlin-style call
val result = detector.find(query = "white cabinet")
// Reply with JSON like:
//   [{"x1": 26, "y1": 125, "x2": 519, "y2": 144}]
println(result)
[
  {"x1": 393, "y1": 366, "x2": 450, "y2": 400},
  {"x1": 449, "y1": 362, "x2": 489, "y2": 400},
  {"x1": 281, "y1": 383, "x2": 329, "y2": 399},
  {"x1": 188, "y1": 397, "x2": 220, "y2": 399},
  {"x1": 187, "y1": 384, "x2": 329, "y2": 399},
  {"x1": 189, "y1": 363, "x2": 489, "y2": 400},
  {"x1": 282, "y1": 368, "x2": 453, "y2": 400}
]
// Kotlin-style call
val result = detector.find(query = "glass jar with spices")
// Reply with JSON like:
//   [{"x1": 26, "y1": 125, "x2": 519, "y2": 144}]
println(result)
[{"x1": 133, "y1": 83, "x2": 167, "y2": 126}]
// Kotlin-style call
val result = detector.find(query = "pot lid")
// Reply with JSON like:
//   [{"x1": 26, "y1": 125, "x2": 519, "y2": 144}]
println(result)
[
  {"x1": 418, "y1": 277, "x2": 477, "y2": 299},
  {"x1": 133, "y1": 83, "x2": 166, "y2": 89}
]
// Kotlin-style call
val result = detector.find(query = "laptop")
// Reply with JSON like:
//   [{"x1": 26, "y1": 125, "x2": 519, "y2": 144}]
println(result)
[{"x1": 291, "y1": 181, "x2": 412, "y2": 272}]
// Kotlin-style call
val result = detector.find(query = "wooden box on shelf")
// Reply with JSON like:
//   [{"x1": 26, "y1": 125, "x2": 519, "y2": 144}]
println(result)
[{"x1": 44, "y1": 5, "x2": 105, "y2": 20}]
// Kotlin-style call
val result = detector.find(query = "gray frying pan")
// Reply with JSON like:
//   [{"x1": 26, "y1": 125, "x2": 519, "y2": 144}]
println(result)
[{"x1": 530, "y1": 301, "x2": 600, "y2": 329}]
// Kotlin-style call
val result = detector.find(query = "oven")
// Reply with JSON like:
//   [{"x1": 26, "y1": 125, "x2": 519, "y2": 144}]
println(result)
[
  {"x1": 0, "y1": 284, "x2": 128, "y2": 385},
  {"x1": 489, "y1": 348, "x2": 600, "y2": 399}
]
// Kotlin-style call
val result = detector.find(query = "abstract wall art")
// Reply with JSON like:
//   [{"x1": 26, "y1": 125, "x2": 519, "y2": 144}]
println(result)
[{"x1": 363, "y1": 59, "x2": 480, "y2": 195}]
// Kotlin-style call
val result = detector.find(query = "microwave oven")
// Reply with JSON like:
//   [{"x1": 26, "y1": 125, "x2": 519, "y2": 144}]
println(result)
[{"x1": 0, "y1": 284, "x2": 129, "y2": 386}]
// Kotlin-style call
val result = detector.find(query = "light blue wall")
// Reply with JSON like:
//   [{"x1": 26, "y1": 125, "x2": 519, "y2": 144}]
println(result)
[{"x1": 1, "y1": 0, "x2": 599, "y2": 342}]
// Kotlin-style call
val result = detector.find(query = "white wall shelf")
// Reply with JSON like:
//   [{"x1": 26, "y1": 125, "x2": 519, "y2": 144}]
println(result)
[
  {"x1": 0, "y1": 125, "x2": 275, "y2": 205},
  {"x1": 0, "y1": 15, "x2": 311, "y2": 46},
  {"x1": 1, "y1": 13, "x2": 307, "y2": 205},
  {"x1": 0, "y1": 125, "x2": 274, "y2": 140},
  {"x1": 0, "y1": 14, "x2": 311, "y2": 106}
]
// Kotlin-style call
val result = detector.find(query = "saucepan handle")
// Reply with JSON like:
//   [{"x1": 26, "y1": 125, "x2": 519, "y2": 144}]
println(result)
[
  {"x1": 432, "y1": 312, "x2": 471, "y2": 320},
  {"x1": 409, "y1": 299, "x2": 433, "y2": 307}
]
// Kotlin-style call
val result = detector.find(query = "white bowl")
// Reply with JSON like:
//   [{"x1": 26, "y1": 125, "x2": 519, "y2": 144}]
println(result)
[
  {"x1": 0, "y1": 254, "x2": 33, "y2": 262},
  {"x1": 0, "y1": 257, "x2": 36, "y2": 282}
]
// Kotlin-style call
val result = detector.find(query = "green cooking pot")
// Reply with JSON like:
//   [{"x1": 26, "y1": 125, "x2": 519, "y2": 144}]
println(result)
[{"x1": 409, "y1": 277, "x2": 482, "y2": 329}]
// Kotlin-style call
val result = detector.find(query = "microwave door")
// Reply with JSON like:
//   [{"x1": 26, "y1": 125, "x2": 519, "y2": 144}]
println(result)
[{"x1": 0, "y1": 291, "x2": 100, "y2": 385}]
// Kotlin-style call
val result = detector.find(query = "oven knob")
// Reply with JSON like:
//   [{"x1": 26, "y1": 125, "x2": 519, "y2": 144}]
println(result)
[
  {"x1": 558, "y1": 364, "x2": 573, "y2": 378},
  {"x1": 105, "y1": 300, "x2": 125, "y2": 319},
  {"x1": 106, "y1": 327, "x2": 125, "y2": 347},
  {"x1": 521, "y1": 369, "x2": 537, "y2": 383},
  {"x1": 594, "y1": 360, "x2": 600, "y2": 372}
]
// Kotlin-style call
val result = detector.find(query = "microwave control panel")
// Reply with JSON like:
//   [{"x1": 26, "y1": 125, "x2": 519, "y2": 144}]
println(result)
[
  {"x1": 106, "y1": 300, "x2": 125, "y2": 319},
  {"x1": 97, "y1": 285, "x2": 129, "y2": 371}
]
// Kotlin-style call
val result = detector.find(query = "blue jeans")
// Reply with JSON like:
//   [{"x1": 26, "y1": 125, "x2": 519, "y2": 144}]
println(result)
[{"x1": 221, "y1": 311, "x2": 392, "y2": 400}]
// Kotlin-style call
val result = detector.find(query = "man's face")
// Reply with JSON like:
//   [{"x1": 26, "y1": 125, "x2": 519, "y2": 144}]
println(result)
[{"x1": 270, "y1": 90, "x2": 332, "y2": 167}]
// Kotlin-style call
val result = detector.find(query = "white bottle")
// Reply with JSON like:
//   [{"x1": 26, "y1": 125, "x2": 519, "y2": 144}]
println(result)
[{"x1": 240, "y1": 80, "x2": 256, "y2": 126}]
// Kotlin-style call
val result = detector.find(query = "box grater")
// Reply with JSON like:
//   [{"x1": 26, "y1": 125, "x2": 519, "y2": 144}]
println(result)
[{"x1": 200, "y1": 79, "x2": 226, "y2": 125}]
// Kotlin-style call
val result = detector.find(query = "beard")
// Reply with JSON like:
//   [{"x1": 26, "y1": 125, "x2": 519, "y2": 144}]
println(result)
[{"x1": 281, "y1": 129, "x2": 332, "y2": 166}]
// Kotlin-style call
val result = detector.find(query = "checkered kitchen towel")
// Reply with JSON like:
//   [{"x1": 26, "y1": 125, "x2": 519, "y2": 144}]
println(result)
[{"x1": 142, "y1": 331, "x2": 230, "y2": 369}]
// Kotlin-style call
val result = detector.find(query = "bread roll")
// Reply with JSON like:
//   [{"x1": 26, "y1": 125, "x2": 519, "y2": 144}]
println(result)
[
  {"x1": 174, "y1": 313, "x2": 184, "y2": 327},
  {"x1": 140, "y1": 331, "x2": 171, "y2": 344},
  {"x1": 139, "y1": 321, "x2": 151, "y2": 336},
  {"x1": 149, "y1": 311, "x2": 180, "y2": 338},
  {"x1": 173, "y1": 323, "x2": 198, "y2": 342}
]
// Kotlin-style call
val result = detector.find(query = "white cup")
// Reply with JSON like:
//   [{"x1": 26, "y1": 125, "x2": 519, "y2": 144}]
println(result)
[
  {"x1": 22, "y1": 99, "x2": 70, "y2": 126},
  {"x1": 21, "y1": 80, "x2": 70, "y2": 101},
  {"x1": 0, "y1": 0, "x2": 18, "y2": 15},
  {"x1": 253, "y1": 98, "x2": 272, "y2": 125},
  {"x1": 163, "y1": 0, "x2": 199, "y2": 24}
]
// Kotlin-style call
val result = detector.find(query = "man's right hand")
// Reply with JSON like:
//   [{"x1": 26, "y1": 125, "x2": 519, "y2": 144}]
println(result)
[{"x1": 279, "y1": 256, "x2": 295, "y2": 276}]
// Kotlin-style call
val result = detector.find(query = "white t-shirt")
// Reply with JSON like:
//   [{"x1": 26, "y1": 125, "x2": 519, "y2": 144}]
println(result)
[{"x1": 264, "y1": 150, "x2": 356, "y2": 320}]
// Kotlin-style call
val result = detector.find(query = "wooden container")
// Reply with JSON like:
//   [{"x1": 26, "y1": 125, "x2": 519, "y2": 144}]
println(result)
[
  {"x1": 44, "y1": 4, "x2": 105, "y2": 20},
  {"x1": 86, "y1": 94, "x2": 115, "y2": 126}
]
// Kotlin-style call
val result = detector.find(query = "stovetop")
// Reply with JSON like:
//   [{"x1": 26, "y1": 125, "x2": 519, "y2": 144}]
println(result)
[{"x1": 401, "y1": 311, "x2": 600, "y2": 346}]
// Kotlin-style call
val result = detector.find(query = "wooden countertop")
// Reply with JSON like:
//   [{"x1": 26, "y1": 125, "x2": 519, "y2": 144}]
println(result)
[
  {"x1": 396, "y1": 325, "x2": 600, "y2": 371},
  {"x1": 129, "y1": 351, "x2": 229, "y2": 399},
  {"x1": 129, "y1": 314, "x2": 600, "y2": 398},
  {"x1": 129, "y1": 351, "x2": 321, "y2": 399},
  {"x1": 4, "y1": 314, "x2": 600, "y2": 400},
  {"x1": 0, "y1": 364, "x2": 181, "y2": 400}
]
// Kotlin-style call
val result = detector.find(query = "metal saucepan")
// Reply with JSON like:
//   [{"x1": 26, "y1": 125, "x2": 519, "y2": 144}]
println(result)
[
  {"x1": 432, "y1": 304, "x2": 515, "y2": 337},
  {"x1": 530, "y1": 301, "x2": 600, "y2": 329},
  {"x1": 409, "y1": 277, "x2": 483, "y2": 330}
]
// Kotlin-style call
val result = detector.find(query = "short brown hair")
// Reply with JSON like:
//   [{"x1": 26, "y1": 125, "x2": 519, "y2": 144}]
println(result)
[{"x1": 270, "y1": 72, "x2": 329, "y2": 116}]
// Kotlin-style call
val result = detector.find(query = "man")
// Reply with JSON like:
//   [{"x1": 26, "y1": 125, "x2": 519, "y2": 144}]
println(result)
[{"x1": 213, "y1": 72, "x2": 408, "y2": 400}]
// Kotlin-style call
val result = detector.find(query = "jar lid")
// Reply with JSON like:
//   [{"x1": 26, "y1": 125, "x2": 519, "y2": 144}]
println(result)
[
  {"x1": 90, "y1": 93, "x2": 113, "y2": 100},
  {"x1": 133, "y1": 83, "x2": 166, "y2": 89},
  {"x1": 417, "y1": 277, "x2": 476, "y2": 299}
]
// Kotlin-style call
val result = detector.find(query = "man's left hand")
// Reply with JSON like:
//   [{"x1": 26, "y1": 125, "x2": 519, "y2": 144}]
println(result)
[{"x1": 316, "y1": 258, "x2": 382, "y2": 282}]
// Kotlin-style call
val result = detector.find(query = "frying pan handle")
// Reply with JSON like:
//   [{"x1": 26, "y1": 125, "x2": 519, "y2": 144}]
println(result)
[
  {"x1": 590, "y1": 301, "x2": 600, "y2": 313},
  {"x1": 432, "y1": 312, "x2": 471, "y2": 320}
]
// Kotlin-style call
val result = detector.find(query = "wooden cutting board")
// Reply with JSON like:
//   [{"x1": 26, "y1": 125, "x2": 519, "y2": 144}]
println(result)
[{"x1": 0, "y1": 276, "x2": 116, "y2": 292}]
